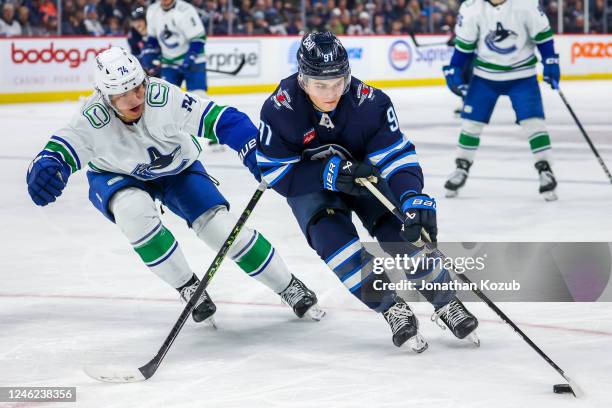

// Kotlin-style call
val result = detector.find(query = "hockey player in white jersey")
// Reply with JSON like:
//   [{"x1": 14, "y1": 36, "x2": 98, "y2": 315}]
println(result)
[
  {"x1": 442, "y1": 0, "x2": 560, "y2": 201},
  {"x1": 142, "y1": 0, "x2": 208, "y2": 96},
  {"x1": 26, "y1": 47, "x2": 324, "y2": 325}
]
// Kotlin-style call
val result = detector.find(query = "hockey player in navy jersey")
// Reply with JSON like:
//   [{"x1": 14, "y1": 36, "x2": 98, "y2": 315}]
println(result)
[{"x1": 257, "y1": 32, "x2": 479, "y2": 351}]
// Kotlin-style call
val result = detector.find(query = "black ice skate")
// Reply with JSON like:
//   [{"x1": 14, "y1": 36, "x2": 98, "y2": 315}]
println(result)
[
  {"x1": 279, "y1": 275, "x2": 325, "y2": 321},
  {"x1": 178, "y1": 275, "x2": 217, "y2": 328},
  {"x1": 535, "y1": 160, "x2": 558, "y2": 201},
  {"x1": 383, "y1": 297, "x2": 428, "y2": 352},
  {"x1": 444, "y1": 158, "x2": 472, "y2": 198},
  {"x1": 431, "y1": 297, "x2": 479, "y2": 346}
]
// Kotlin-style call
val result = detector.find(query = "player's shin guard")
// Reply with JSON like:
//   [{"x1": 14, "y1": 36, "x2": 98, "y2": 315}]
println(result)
[
  {"x1": 446, "y1": 120, "x2": 483, "y2": 197},
  {"x1": 111, "y1": 188, "x2": 194, "y2": 288},
  {"x1": 314, "y1": 227, "x2": 395, "y2": 312},
  {"x1": 456, "y1": 119, "x2": 484, "y2": 162},
  {"x1": 193, "y1": 206, "x2": 322, "y2": 319},
  {"x1": 110, "y1": 188, "x2": 215, "y2": 323},
  {"x1": 520, "y1": 118, "x2": 552, "y2": 162},
  {"x1": 521, "y1": 118, "x2": 557, "y2": 200}
]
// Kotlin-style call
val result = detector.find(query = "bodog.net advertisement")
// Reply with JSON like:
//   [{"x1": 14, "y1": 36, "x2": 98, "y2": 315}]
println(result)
[{"x1": 0, "y1": 37, "x2": 128, "y2": 95}]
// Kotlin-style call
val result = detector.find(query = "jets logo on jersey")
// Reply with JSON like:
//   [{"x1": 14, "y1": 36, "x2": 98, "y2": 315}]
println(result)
[
  {"x1": 131, "y1": 146, "x2": 190, "y2": 180},
  {"x1": 271, "y1": 88, "x2": 293, "y2": 111},
  {"x1": 302, "y1": 144, "x2": 353, "y2": 161},
  {"x1": 303, "y1": 128, "x2": 316, "y2": 144},
  {"x1": 356, "y1": 83, "x2": 375, "y2": 106},
  {"x1": 485, "y1": 22, "x2": 518, "y2": 55}
]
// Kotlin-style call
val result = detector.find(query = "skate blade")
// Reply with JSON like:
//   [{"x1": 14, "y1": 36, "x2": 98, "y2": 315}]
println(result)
[
  {"x1": 209, "y1": 145, "x2": 225, "y2": 153},
  {"x1": 445, "y1": 189, "x2": 459, "y2": 198},
  {"x1": 204, "y1": 316, "x2": 218, "y2": 330},
  {"x1": 542, "y1": 191, "x2": 558, "y2": 201},
  {"x1": 305, "y1": 304, "x2": 326, "y2": 321},
  {"x1": 467, "y1": 331, "x2": 480, "y2": 347},
  {"x1": 408, "y1": 333, "x2": 429, "y2": 353}
]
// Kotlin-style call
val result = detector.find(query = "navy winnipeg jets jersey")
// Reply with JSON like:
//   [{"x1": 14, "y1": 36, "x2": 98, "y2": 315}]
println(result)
[{"x1": 257, "y1": 73, "x2": 424, "y2": 203}]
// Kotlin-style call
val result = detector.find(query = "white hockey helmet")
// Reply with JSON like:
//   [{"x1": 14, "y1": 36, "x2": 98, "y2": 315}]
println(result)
[{"x1": 94, "y1": 47, "x2": 146, "y2": 101}]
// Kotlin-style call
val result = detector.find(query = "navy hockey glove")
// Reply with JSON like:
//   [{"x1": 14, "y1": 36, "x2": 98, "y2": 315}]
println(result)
[
  {"x1": 180, "y1": 41, "x2": 205, "y2": 72},
  {"x1": 26, "y1": 155, "x2": 70, "y2": 206},
  {"x1": 542, "y1": 54, "x2": 560, "y2": 89},
  {"x1": 180, "y1": 53, "x2": 198, "y2": 72},
  {"x1": 443, "y1": 65, "x2": 468, "y2": 97},
  {"x1": 399, "y1": 194, "x2": 437, "y2": 243},
  {"x1": 238, "y1": 137, "x2": 261, "y2": 181},
  {"x1": 322, "y1": 156, "x2": 379, "y2": 196}
]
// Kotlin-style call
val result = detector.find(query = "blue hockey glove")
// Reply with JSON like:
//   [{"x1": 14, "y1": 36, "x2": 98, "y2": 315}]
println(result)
[
  {"x1": 443, "y1": 65, "x2": 468, "y2": 97},
  {"x1": 238, "y1": 137, "x2": 261, "y2": 181},
  {"x1": 542, "y1": 54, "x2": 560, "y2": 89},
  {"x1": 400, "y1": 194, "x2": 437, "y2": 243},
  {"x1": 321, "y1": 156, "x2": 379, "y2": 196},
  {"x1": 140, "y1": 37, "x2": 161, "y2": 73},
  {"x1": 26, "y1": 155, "x2": 71, "y2": 206},
  {"x1": 180, "y1": 52, "x2": 198, "y2": 72}
]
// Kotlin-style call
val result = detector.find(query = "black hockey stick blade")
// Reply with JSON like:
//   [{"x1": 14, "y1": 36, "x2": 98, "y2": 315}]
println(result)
[
  {"x1": 408, "y1": 32, "x2": 452, "y2": 48},
  {"x1": 84, "y1": 181, "x2": 268, "y2": 383},
  {"x1": 356, "y1": 177, "x2": 584, "y2": 398},
  {"x1": 206, "y1": 55, "x2": 246, "y2": 76}
]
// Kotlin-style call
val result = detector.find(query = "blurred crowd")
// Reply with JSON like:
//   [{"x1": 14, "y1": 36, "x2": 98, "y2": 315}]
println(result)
[{"x1": 0, "y1": 0, "x2": 609, "y2": 37}]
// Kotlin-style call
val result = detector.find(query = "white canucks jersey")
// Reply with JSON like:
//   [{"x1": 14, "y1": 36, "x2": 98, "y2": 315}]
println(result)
[
  {"x1": 454, "y1": 0, "x2": 554, "y2": 81},
  {"x1": 146, "y1": 0, "x2": 206, "y2": 66},
  {"x1": 45, "y1": 77, "x2": 227, "y2": 181}
]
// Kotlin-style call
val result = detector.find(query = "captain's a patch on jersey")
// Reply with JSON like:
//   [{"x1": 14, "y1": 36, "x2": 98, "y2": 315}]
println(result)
[{"x1": 271, "y1": 88, "x2": 293, "y2": 111}]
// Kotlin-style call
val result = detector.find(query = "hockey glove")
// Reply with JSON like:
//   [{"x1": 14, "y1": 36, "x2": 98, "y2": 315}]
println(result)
[
  {"x1": 399, "y1": 194, "x2": 437, "y2": 243},
  {"x1": 321, "y1": 156, "x2": 379, "y2": 196},
  {"x1": 180, "y1": 53, "x2": 198, "y2": 72},
  {"x1": 180, "y1": 41, "x2": 205, "y2": 72},
  {"x1": 239, "y1": 137, "x2": 261, "y2": 181},
  {"x1": 542, "y1": 54, "x2": 560, "y2": 89},
  {"x1": 140, "y1": 37, "x2": 161, "y2": 73},
  {"x1": 443, "y1": 65, "x2": 468, "y2": 97},
  {"x1": 26, "y1": 155, "x2": 71, "y2": 206}
]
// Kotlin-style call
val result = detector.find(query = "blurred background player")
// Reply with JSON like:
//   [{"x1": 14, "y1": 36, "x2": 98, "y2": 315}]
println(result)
[
  {"x1": 143, "y1": 0, "x2": 224, "y2": 151},
  {"x1": 445, "y1": 33, "x2": 474, "y2": 117},
  {"x1": 443, "y1": 0, "x2": 561, "y2": 201},
  {"x1": 128, "y1": 6, "x2": 150, "y2": 72},
  {"x1": 26, "y1": 47, "x2": 324, "y2": 327},
  {"x1": 142, "y1": 0, "x2": 207, "y2": 97},
  {"x1": 257, "y1": 32, "x2": 479, "y2": 351}
]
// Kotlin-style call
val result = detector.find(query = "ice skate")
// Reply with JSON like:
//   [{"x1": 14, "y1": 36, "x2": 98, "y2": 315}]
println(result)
[
  {"x1": 444, "y1": 158, "x2": 472, "y2": 198},
  {"x1": 432, "y1": 297, "x2": 479, "y2": 346},
  {"x1": 179, "y1": 277, "x2": 217, "y2": 329},
  {"x1": 383, "y1": 297, "x2": 428, "y2": 352},
  {"x1": 535, "y1": 160, "x2": 558, "y2": 201},
  {"x1": 279, "y1": 275, "x2": 325, "y2": 321}
]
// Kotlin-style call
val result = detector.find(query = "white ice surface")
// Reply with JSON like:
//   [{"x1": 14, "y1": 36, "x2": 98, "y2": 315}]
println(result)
[{"x1": 1, "y1": 82, "x2": 611, "y2": 407}]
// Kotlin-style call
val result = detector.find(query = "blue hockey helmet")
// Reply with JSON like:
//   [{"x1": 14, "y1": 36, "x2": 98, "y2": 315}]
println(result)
[{"x1": 297, "y1": 32, "x2": 351, "y2": 93}]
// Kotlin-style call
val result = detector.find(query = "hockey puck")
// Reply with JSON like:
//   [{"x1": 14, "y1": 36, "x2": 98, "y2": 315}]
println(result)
[{"x1": 553, "y1": 384, "x2": 573, "y2": 394}]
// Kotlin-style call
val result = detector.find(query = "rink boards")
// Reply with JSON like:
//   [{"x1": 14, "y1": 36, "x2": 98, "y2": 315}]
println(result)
[{"x1": 0, "y1": 34, "x2": 612, "y2": 104}]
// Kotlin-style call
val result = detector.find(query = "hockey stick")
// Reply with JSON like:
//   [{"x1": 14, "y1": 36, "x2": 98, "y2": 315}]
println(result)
[
  {"x1": 553, "y1": 82, "x2": 612, "y2": 184},
  {"x1": 408, "y1": 32, "x2": 452, "y2": 48},
  {"x1": 84, "y1": 180, "x2": 268, "y2": 383},
  {"x1": 356, "y1": 177, "x2": 584, "y2": 398},
  {"x1": 206, "y1": 55, "x2": 246, "y2": 76}
]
